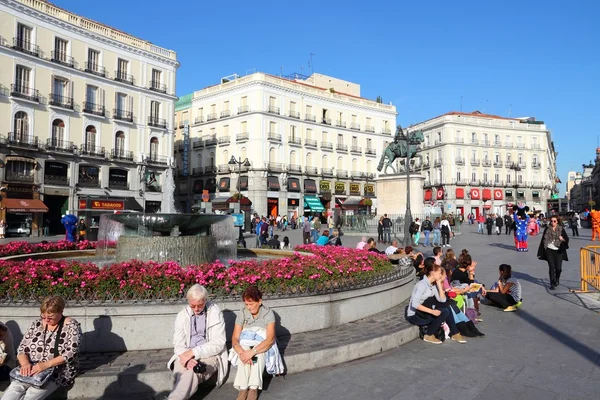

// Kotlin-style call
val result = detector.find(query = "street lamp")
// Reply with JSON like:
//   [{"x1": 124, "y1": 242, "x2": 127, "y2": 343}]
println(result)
[
  {"x1": 404, "y1": 131, "x2": 423, "y2": 247},
  {"x1": 228, "y1": 155, "x2": 251, "y2": 194}
]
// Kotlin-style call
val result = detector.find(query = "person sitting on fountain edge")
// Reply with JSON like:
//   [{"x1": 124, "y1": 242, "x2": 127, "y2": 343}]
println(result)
[{"x1": 166, "y1": 284, "x2": 229, "y2": 400}]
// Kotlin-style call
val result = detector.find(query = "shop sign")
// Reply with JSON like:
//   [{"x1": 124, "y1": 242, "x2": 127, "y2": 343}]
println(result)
[
  {"x1": 349, "y1": 183, "x2": 361, "y2": 196},
  {"x1": 335, "y1": 182, "x2": 346, "y2": 195},
  {"x1": 288, "y1": 198, "x2": 299, "y2": 207},
  {"x1": 319, "y1": 180, "x2": 331, "y2": 193},
  {"x1": 183, "y1": 123, "x2": 189, "y2": 177},
  {"x1": 364, "y1": 184, "x2": 375, "y2": 197},
  {"x1": 92, "y1": 200, "x2": 124, "y2": 210}
]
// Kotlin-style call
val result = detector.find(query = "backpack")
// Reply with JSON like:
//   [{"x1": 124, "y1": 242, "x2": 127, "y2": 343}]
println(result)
[
  {"x1": 409, "y1": 222, "x2": 418, "y2": 234},
  {"x1": 418, "y1": 324, "x2": 446, "y2": 342}
]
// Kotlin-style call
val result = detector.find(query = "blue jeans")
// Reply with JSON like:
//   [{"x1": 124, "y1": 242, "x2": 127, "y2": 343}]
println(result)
[
  {"x1": 478, "y1": 223, "x2": 484, "y2": 233},
  {"x1": 423, "y1": 230, "x2": 431, "y2": 245},
  {"x1": 311, "y1": 229, "x2": 320, "y2": 243},
  {"x1": 383, "y1": 228, "x2": 391, "y2": 243},
  {"x1": 407, "y1": 297, "x2": 459, "y2": 336},
  {"x1": 432, "y1": 229, "x2": 441, "y2": 245}
]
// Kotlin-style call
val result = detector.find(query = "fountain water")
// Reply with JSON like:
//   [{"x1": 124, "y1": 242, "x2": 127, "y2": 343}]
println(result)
[
  {"x1": 160, "y1": 167, "x2": 177, "y2": 214},
  {"x1": 96, "y1": 213, "x2": 236, "y2": 266}
]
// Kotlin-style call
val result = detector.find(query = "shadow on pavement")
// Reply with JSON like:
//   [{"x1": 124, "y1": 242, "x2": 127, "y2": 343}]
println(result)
[{"x1": 488, "y1": 243, "x2": 519, "y2": 251}]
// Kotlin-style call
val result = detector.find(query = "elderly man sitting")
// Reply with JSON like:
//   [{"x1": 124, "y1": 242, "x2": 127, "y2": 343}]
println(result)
[
  {"x1": 166, "y1": 284, "x2": 229, "y2": 400},
  {"x1": 385, "y1": 239, "x2": 400, "y2": 255}
]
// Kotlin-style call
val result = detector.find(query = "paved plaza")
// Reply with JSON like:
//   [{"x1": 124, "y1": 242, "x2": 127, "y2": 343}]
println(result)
[{"x1": 199, "y1": 225, "x2": 600, "y2": 400}]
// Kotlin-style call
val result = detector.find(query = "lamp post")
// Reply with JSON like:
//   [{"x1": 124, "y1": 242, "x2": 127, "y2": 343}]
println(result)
[
  {"x1": 228, "y1": 156, "x2": 251, "y2": 246},
  {"x1": 403, "y1": 132, "x2": 422, "y2": 247},
  {"x1": 360, "y1": 172, "x2": 375, "y2": 213}
]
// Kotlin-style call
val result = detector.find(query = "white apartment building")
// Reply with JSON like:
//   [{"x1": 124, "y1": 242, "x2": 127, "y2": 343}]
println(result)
[
  {"x1": 173, "y1": 72, "x2": 397, "y2": 218},
  {"x1": 411, "y1": 111, "x2": 558, "y2": 217},
  {"x1": 0, "y1": 0, "x2": 178, "y2": 236}
]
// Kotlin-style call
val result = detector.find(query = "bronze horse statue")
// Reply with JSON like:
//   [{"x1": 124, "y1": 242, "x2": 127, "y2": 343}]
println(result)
[{"x1": 377, "y1": 126, "x2": 424, "y2": 174}]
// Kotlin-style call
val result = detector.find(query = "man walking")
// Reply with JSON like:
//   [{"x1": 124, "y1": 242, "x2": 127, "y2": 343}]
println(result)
[
  {"x1": 421, "y1": 216, "x2": 433, "y2": 247},
  {"x1": 382, "y1": 214, "x2": 392, "y2": 244},
  {"x1": 571, "y1": 214, "x2": 579, "y2": 237},
  {"x1": 302, "y1": 217, "x2": 312, "y2": 244},
  {"x1": 495, "y1": 214, "x2": 503, "y2": 235},
  {"x1": 504, "y1": 212, "x2": 512, "y2": 235}
]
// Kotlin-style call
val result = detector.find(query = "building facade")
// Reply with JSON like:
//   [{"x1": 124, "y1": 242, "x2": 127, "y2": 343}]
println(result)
[
  {"x1": 173, "y1": 72, "x2": 397, "y2": 218},
  {"x1": 0, "y1": 0, "x2": 178, "y2": 236},
  {"x1": 569, "y1": 150, "x2": 600, "y2": 213},
  {"x1": 410, "y1": 111, "x2": 558, "y2": 217}
]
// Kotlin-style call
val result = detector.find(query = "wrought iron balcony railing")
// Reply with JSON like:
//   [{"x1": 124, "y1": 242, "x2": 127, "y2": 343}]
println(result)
[
  {"x1": 46, "y1": 138, "x2": 74, "y2": 153},
  {"x1": 149, "y1": 80, "x2": 167, "y2": 93},
  {"x1": 85, "y1": 61, "x2": 106, "y2": 77},
  {"x1": 44, "y1": 175, "x2": 69, "y2": 186},
  {"x1": 6, "y1": 133, "x2": 39, "y2": 149},
  {"x1": 10, "y1": 83, "x2": 39, "y2": 102},
  {"x1": 79, "y1": 144, "x2": 106, "y2": 157},
  {"x1": 114, "y1": 70, "x2": 134, "y2": 85},
  {"x1": 49, "y1": 93, "x2": 73, "y2": 110},
  {"x1": 110, "y1": 148, "x2": 134, "y2": 161},
  {"x1": 113, "y1": 109, "x2": 133, "y2": 122},
  {"x1": 83, "y1": 102, "x2": 106, "y2": 116},
  {"x1": 51, "y1": 50, "x2": 74, "y2": 68},
  {"x1": 148, "y1": 116, "x2": 167, "y2": 129},
  {"x1": 13, "y1": 37, "x2": 39, "y2": 57}
]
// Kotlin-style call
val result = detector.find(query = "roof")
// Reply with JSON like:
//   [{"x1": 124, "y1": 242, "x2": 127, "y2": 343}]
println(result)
[
  {"x1": 175, "y1": 94, "x2": 193, "y2": 112},
  {"x1": 411, "y1": 110, "x2": 518, "y2": 127}
]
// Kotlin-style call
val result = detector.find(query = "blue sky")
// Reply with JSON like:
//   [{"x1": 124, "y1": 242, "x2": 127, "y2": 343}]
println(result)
[{"x1": 53, "y1": 0, "x2": 599, "y2": 194}]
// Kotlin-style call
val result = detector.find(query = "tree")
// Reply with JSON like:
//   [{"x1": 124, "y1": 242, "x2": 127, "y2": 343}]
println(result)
[{"x1": 376, "y1": 95, "x2": 383, "y2": 103}]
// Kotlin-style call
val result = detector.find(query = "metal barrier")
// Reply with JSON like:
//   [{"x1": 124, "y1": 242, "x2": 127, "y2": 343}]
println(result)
[
  {"x1": 576, "y1": 246, "x2": 600, "y2": 292},
  {"x1": 339, "y1": 213, "x2": 463, "y2": 235}
]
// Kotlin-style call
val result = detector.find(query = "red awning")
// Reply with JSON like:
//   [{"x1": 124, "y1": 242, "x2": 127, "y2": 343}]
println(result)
[
  {"x1": 424, "y1": 189, "x2": 432, "y2": 201},
  {"x1": 456, "y1": 188, "x2": 465, "y2": 199},
  {"x1": 482, "y1": 189, "x2": 492, "y2": 201},
  {"x1": 2, "y1": 198, "x2": 48, "y2": 213},
  {"x1": 494, "y1": 189, "x2": 503, "y2": 200},
  {"x1": 436, "y1": 188, "x2": 444, "y2": 200},
  {"x1": 470, "y1": 188, "x2": 480, "y2": 200}
]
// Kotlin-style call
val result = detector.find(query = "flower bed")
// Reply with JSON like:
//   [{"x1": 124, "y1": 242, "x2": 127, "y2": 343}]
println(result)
[
  {"x1": 0, "y1": 240, "x2": 96, "y2": 257},
  {"x1": 0, "y1": 245, "x2": 395, "y2": 301}
]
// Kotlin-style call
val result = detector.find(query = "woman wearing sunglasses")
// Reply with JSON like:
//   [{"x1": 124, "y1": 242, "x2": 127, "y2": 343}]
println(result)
[{"x1": 537, "y1": 216, "x2": 569, "y2": 290}]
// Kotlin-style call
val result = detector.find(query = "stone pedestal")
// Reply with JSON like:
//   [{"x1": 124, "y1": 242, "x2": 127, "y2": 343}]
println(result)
[{"x1": 375, "y1": 174, "x2": 425, "y2": 216}]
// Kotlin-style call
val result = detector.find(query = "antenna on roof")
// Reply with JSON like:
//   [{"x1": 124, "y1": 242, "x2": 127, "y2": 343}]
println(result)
[{"x1": 309, "y1": 53, "x2": 315, "y2": 75}]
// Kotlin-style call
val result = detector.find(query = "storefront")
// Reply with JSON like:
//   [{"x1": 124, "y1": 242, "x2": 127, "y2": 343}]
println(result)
[
  {"x1": 218, "y1": 177, "x2": 231, "y2": 192},
  {"x1": 319, "y1": 180, "x2": 332, "y2": 211},
  {"x1": 267, "y1": 176, "x2": 280, "y2": 216},
  {"x1": 334, "y1": 182, "x2": 347, "y2": 209},
  {"x1": 78, "y1": 197, "x2": 143, "y2": 239},
  {"x1": 303, "y1": 195, "x2": 325, "y2": 214},
  {"x1": 212, "y1": 195, "x2": 252, "y2": 213},
  {"x1": 287, "y1": 178, "x2": 301, "y2": 219},
  {"x1": 1, "y1": 198, "x2": 48, "y2": 237}
]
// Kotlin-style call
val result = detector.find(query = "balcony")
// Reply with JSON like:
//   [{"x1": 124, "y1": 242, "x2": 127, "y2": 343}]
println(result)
[
  {"x1": 516, "y1": 143, "x2": 526, "y2": 149},
  {"x1": 204, "y1": 137, "x2": 217, "y2": 147},
  {"x1": 517, "y1": 162, "x2": 527, "y2": 169},
  {"x1": 288, "y1": 137, "x2": 302, "y2": 146},
  {"x1": 335, "y1": 120, "x2": 346, "y2": 128},
  {"x1": 109, "y1": 181, "x2": 129, "y2": 190},
  {"x1": 49, "y1": 93, "x2": 73, "y2": 110},
  {"x1": 321, "y1": 168, "x2": 334, "y2": 177},
  {"x1": 110, "y1": 148, "x2": 134, "y2": 161},
  {"x1": 217, "y1": 164, "x2": 230, "y2": 173},
  {"x1": 238, "y1": 106, "x2": 250, "y2": 114},
  {"x1": 288, "y1": 110, "x2": 300, "y2": 119},
  {"x1": 336, "y1": 143, "x2": 348, "y2": 152},
  {"x1": 482, "y1": 140, "x2": 490, "y2": 146},
  {"x1": 531, "y1": 181, "x2": 545, "y2": 188},
  {"x1": 83, "y1": 102, "x2": 106, "y2": 117},
  {"x1": 147, "y1": 155, "x2": 169, "y2": 165},
  {"x1": 365, "y1": 125, "x2": 375, "y2": 133},
  {"x1": 267, "y1": 162, "x2": 284, "y2": 172},
  {"x1": 220, "y1": 110, "x2": 231, "y2": 118},
  {"x1": 423, "y1": 180, "x2": 432, "y2": 188},
  {"x1": 78, "y1": 178, "x2": 100, "y2": 188},
  {"x1": 113, "y1": 109, "x2": 133, "y2": 122},
  {"x1": 470, "y1": 159, "x2": 480, "y2": 166},
  {"x1": 305, "y1": 139, "x2": 317, "y2": 148},
  {"x1": 322, "y1": 118, "x2": 331, "y2": 125},
  {"x1": 149, "y1": 81, "x2": 167, "y2": 93},
  {"x1": 494, "y1": 161, "x2": 503, "y2": 168},
  {"x1": 146, "y1": 184, "x2": 162, "y2": 193},
  {"x1": 6, "y1": 133, "x2": 39, "y2": 149},
  {"x1": 13, "y1": 37, "x2": 40, "y2": 57},
  {"x1": 531, "y1": 144, "x2": 542, "y2": 150},
  {"x1": 288, "y1": 164, "x2": 302, "y2": 174},
  {"x1": 470, "y1": 179, "x2": 480, "y2": 186},
  {"x1": 455, "y1": 179, "x2": 468, "y2": 186},
  {"x1": 85, "y1": 61, "x2": 106, "y2": 77},
  {"x1": 5, "y1": 171, "x2": 34, "y2": 183},
  {"x1": 434, "y1": 159, "x2": 442, "y2": 167},
  {"x1": 148, "y1": 116, "x2": 167, "y2": 129},
  {"x1": 194, "y1": 116, "x2": 204, "y2": 124},
  {"x1": 305, "y1": 166, "x2": 319, "y2": 176},
  {"x1": 192, "y1": 167, "x2": 203, "y2": 175},
  {"x1": 268, "y1": 106, "x2": 280, "y2": 115},
  {"x1": 45, "y1": 139, "x2": 74, "y2": 153},
  {"x1": 236, "y1": 132, "x2": 249, "y2": 142},
  {"x1": 206, "y1": 113, "x2": 217, "y2": 121},
  {"x1": 305, "y1": 114, "x2": 316, "y2": 122},
  {"x1": 44, "y1": 175, "x2": 69, "y2": 186},
  {"x1": 365, "y1": 148, "x2": 376, "y2": 156},
  {"x1": 455, "y1": 138, "x2": 465, "y2": 144},
  {"x1": 51, "y1": 50, "x2": 74, "y2": 68},
  {"x1": 482, "y1": 181, "x2": 493, "y2": 187},
  {"x1": 351, "y1": 171, "x2": 363, "y2": 179},
  {"x1": 192, "y1": 139, "x2": 203, "y2": 149},
  {"x1": 114, "y1": 70, "x2": 134, "y2": 85},
  {"x1": 10, "y1": 84, "x2": 40, "y2": 102},
  {"x1": 482, "y1": 160, "x2": 492, "y2": 167},
  {"x1": 493, "y1": 180, "x2": 504, "y2": 187},
  {"x1": 433, "y1": 180, "x2": 442, "y2": 186},
  {"x1": 532, "y1": 162, "x2": 541, "y2": 169},
  {"x1": 79, "y1": 144, "x2": 105, "y2": 157},
  {"x1": 351, "y1": 146, "x2": 362, "y2": 155},
  {"x1": 267, "y1": 133, "x2": 282, "y2": 142},
  {"x1": 350, "y1": 123, "x2": 360, "y2": 130},
  {"x1": 471, "y1": 139, "x2": 479, "y2": 145},
  {"x1": 504, "y1": 142, "x2": 513, "y2": 148},
  {"x1": 382, "y1": 129, "x2": 392, "y2": 135},
  {"x1": 455, "y1": 157, "x2": 465, "y2": 165},
  {"x1": 321, "y1": 142, "x2": 333, "y2": 151},
  {"x1": 493, "y1": 141, "x2": 501, "y2": 147},
  {"x1": 337, "y1": 169, "x2": 348, "y2": 179},
  {"x1": 434, "y1": 140, "x2": 441, "y2": 145},
  {"x1": 422, "y1": 160, "x2": 430, "y2": 168},
  {"x1": 218, "y1": 136, "x2": 231, "y2": 145}
]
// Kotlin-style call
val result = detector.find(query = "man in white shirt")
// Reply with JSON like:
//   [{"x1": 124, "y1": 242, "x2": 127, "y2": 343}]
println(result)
[{"x1": 385, "y1": 239, "x2": 400, "y2": 255}]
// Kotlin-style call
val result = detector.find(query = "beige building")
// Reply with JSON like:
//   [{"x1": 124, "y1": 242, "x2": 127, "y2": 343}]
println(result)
[
  {"x1": 410, "y1": 111, "x2": 558, "y2": 218},
  {"x1": 173, "y1": 72, "x2": 397, "y2": 218},
  {"x1": 0, "y1": 0, "x2": 178, "y2": 236}
]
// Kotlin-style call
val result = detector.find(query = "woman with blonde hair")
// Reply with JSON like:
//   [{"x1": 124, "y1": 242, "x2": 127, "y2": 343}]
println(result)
[{"x1": 3, "y1": 296, "x2": 81, "y2": 400}]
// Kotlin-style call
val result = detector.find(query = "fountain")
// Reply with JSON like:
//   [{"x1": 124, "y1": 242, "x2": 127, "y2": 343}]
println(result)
[
  {"x1": 96, "y1": 212, "x2": 236, "y2": 266},
  {"x1": 160, "y1": 167, "x2": 177, "y2": 214}
]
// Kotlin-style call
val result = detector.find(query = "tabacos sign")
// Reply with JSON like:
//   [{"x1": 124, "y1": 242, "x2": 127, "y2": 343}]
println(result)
[{"x1": 79, "y1": 199, "x2": 124, "y2": 210}]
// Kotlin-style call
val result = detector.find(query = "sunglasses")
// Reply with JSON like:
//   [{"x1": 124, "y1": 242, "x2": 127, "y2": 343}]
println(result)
[{"x1": 551, "y1": 220, "x2": 558, "y2": 223}]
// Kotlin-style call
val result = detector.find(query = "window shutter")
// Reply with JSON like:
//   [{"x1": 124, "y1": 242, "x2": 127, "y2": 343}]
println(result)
[
  {"x1": 128, "y1": 95, "x2": 133, "y2": 114},
  {"x1": 114, "y1": 91, "x2": 118, "y2": 112},
  {"x1": 68, "y1": 80, "x2": 73, "y2": 101},
  {"x1": 99, "y1": 88, "x2": 105, "y2": 109}
]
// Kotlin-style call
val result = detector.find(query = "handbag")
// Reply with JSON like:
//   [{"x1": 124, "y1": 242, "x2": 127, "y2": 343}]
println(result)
[{"x1": 9, "y1": 316, "x2": 65, "y2": 388}]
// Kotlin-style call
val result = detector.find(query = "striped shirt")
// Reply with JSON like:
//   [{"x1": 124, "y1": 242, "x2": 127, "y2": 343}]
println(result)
[{"x1": 505, "y1": 277, "x2": 522, "y2": 303}]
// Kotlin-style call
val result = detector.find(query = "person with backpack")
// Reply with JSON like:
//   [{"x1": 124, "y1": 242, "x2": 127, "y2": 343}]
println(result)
[
  {"x1": 440, "y1": 216, "x2": 452, "y2": 247},
  {"x1": 382, "y1": 214, "x2": 392, "y2": 244},
  {"x1": 411, "y1": 218, "x2": 422, "y2": 246},
  {"x1": 421, "y1": 216, "x2": 433, "y2": 246},
  {"x1": 570, "y1": 214, "x2": 579, "y2": 237},
  {"x1": 259, "y1": 217, "x2": 269, "y2": 246}
]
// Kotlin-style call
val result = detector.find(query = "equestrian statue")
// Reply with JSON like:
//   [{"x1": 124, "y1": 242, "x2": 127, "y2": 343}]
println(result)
[{"x1": 377, "y1": 125, "x2": 424, "y2": 174}]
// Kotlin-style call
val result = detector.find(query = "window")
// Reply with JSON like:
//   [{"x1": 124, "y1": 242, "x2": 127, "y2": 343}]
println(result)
[
  {"x1": 16, "y1": 23, "x2": 33, "y2": 52},
  {"x1": 483, "y1": 170, "x2": 489, "y2": 183},
  {"x1": 352, "y1": 158, "x2": 358, "y2": 171},
  {"x1": 507, "y1": 174, "x2": 512, "y2": 183},
  {"x1": 366, "y1": 138, "x2": 372, "y2": 150},
  {"x1": 87, "y1": 49, "x2": 100, "y2": 71},
  {"x1": 505, "y1": 135, "x2": 511, "y2": 145},
  {"x1": 471, "y1": 149, "x2": 477, "y2": 160},
  {"x1": 223, "y1": 125, "x2": 229, "y2": 137},
  {"x1": 51, "y1": 76, "x2": 72, "y2": 106},
  {"x1": 483, "y1": 151, "x2": 489, "y2": 162},
  {"x1": 241, "y1": 96, "x2": 247, "y2": 107},
  {"x1": 352, "y1": 136, "x2": 358, "y2": 146},
  {"x1": 322, "y1": 155, "x2": 328, "y2": 169},
  {"x1": 494, "y1": 135, "x2": 500, "y2": 145},
  {"x1": 483, "y1": 133, "x2": 488, "y2": 144},
  {"x1": 456, "y1": 130, "x2": 462, "y2": 142},
  {"x1": 471, "y1": 132, "x2": 477, "y2": 143},
  {"x1": 53, "y1": 37, "x2": 68, "y2": 62},
  {"x1": 116, "y1": 59, "x2": 130, "y2": 83},
  {"x1": 12, "y1": 111, "x2": 29, "y2": 141},
  {"x1": 51, "y1": 119, "x2": 64, "y2": 145},
  {"x1": 306, "y1": 128, "x2": 312, "y2": 140},
  {"x1": 14, "y1": 65, "x2": 31, "y2": 94},
  {"x1": 495, "y1": 172, "x2": 500, "y2": 183},
  {"x1": 115, "y1": 92, "x2": 133, "y2": 119},
  {"x1": 471, "y1": 172, "x2": 477, "y2": 181},
  {"x1": 533, "y1": 154, "x2": 539, "y2": 165},
  {"x1": 495, "y1": 153, "x2": 500, "y2": 162},
  {"x1": 322, "y1": 131, "x2": 328, "y2": 142},
  {"x1": 337, "y1": 134, "x2": 343, "y2": 145},
  {"x1": 86, "y1": 85, "x2": 98, "y2": 105},
  {"x1": 240, "y1": 121, "x2": 247, "y2": 133},
  {"x1": 150, "y1": 100, "x2": 160, "y2": 118},
  {"x1": 456, "y1": 170, "x2": 462, "y2": 181},
  {"x1": 366, "y1": 160, "x2": 372, "y2": 172},
  {"x1": 290, "y1": 151, "x2": 297, "y2": 165},
  {"x1": 506, "y1": 153, "x2": 512, "y2": 162},
  {"x1": 151, "y1": 69, "x2": 161, "y2": 86},
  {"x1": 115, "y1": 131, "x2": 125, "y2": 155},
  {"x1": 437, "y1": 132, "x2": 441, "y2": 143},
  {"x1": 290, "y1": 126, "x2": 297, "y2": 140},
  {"x1": 150, "y1": 137, "x2": 159, "y2": 160},
  {"x1": 306, "y1": 152, "x2": 313, "y2": 167},
  {"x1": 290, "y1": 101, "x2": 296, "y2": 111},
  {"x1": 269, "y1": 121, "x2": 277, "y2": 134},
  {"x1": 518, "y1": 174, "x2": 523, "y2": 184},
  {"x1": 85, "y1": 125, "x2": 96, "y2": 150},
  {"x1": 518, "y1": 153, "x2": 523, "y2": 164}
]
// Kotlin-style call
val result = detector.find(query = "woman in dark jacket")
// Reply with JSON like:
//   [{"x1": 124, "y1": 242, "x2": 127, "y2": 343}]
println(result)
[
  {"x1": 495, "y1": 215, "x2": 503, "y2": 235},
  {"x1": 537, "y1": 216, "x2": 569, "y2": 290},
  {"x1": 485, "y1": 215, "x2": 494, "y2": 235}
]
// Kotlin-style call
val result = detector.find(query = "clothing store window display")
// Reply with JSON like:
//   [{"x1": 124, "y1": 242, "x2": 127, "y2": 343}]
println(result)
[{"x1": 537, "y1": 216, "x2": 569, "y2": 290}]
